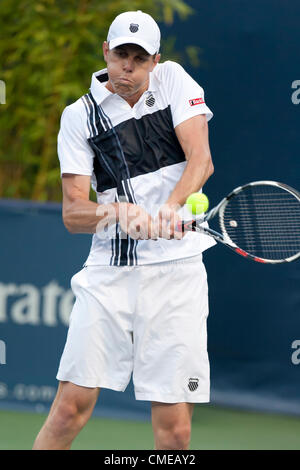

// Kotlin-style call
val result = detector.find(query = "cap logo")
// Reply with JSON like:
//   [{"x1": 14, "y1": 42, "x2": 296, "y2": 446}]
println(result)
[{"x1": 129, "y1": 23, "x2": 139, "y2": 33}]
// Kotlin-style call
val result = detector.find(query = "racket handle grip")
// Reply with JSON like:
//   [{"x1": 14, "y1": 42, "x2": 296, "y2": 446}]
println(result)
[
  {"x1": 176, "y1": 221, "x2": 184, "y2": 232},
  {"x1": 176, "y1": 220, "x2": 197, "y2": 232}
]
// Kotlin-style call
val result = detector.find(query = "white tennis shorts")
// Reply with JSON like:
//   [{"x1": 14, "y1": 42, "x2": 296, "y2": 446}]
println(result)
[{"x1": 56, "y1": 254, "x2": 210, "y2": 403}]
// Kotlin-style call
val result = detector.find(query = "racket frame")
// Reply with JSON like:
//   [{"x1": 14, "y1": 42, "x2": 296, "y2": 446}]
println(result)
[{"x1": 181, "y1": 181, "x2": 300, "y2": 264}]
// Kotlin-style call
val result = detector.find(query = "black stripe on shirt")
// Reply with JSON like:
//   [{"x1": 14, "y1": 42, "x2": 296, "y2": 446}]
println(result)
[
  {"x1": 89, "y1": 105, "x2": 186, "y2": 192},
  {"x1": 85, "y1": 93, "x2": 137, "y2": 266}
]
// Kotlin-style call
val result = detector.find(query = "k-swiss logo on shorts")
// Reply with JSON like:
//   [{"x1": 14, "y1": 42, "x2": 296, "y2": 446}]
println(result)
[
  {"x1": 188, "y1": 377, "x2": 199, "y2": 391},
  {"x1": 145, "y1": 93, "x2": 155, "y2": 107},
  {"x1": 189, "y1": 97, "x2": 205, "y2": 106},
  {"x1": 129, "y1": 23, "x2": 139, "y2": 33}
]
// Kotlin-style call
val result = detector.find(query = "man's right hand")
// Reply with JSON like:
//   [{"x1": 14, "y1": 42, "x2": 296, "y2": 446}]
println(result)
[{"x1": 118, "y1": 202, "x2": 159, "y2": 240}]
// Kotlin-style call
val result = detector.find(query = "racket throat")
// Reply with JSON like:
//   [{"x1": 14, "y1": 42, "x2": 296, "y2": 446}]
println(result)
[{"x1": 201, "y1": 226, "x2": 233, "y2": 245}]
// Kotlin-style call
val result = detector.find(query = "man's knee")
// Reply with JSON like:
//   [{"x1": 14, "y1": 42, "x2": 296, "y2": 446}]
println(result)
[
  {"x1": 45, "y1": 400, "x2": 84, "y2": 438},
  {"x1": 156, "y1": 423, "x2": 191, "y2": 450},
  {"x1": 33, "y1": 384, "x2": 99, "y2": 449},
  {"x1": 46, "y1": 385, "x2": 98, "y2": 436}
]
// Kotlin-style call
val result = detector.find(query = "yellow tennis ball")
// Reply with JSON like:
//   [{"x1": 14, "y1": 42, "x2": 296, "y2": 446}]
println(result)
[{"x1": 186, "y1": 192, "x2": 209, "y2": 215}]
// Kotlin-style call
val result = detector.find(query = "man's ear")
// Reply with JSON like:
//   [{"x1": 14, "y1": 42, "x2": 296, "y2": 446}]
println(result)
[
  {"x1": 155, "y1": 53, "x2": 161, "y2": 65},
  {"x1": 103, "y1": 41, "x2": 109, "y2": 62},
  {"x1": 150, "y1": 53, "x2": 161, "y2": 72}
]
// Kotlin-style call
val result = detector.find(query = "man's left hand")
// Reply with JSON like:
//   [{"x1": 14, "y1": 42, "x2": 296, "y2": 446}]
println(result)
[{"x1": 156, "y1": 204, "x2": 184, "y2": 240}]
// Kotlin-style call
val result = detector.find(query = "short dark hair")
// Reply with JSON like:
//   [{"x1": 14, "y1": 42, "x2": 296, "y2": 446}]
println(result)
[{"x1": 114, "y1": 44, "x2": 158, "y2": 59}]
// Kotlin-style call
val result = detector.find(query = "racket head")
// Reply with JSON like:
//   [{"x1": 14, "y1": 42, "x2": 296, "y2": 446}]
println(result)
[{"x1": 218, "y1": 181, "x2": 300, "y2": 263}]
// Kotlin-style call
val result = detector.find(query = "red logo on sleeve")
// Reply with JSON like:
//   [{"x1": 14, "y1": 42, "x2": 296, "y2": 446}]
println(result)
[{"x1": 189, "y1": 97, "x2": 205, "y2": 106}]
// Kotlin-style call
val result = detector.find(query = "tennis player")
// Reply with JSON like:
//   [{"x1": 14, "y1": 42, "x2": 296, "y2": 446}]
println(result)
[{"x1": 33, "y1": 10, "x2": 215, "y2": 450}]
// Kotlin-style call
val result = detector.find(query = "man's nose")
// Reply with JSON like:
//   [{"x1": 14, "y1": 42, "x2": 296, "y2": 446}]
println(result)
[{"x1": 123, "y1": 57, "x2": 134, "y2": 72}]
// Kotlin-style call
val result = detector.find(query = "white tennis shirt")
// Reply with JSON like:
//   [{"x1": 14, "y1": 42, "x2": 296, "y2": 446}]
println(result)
[{"x1": 58, "y1": 60, "x2": 216, "y2": 266}]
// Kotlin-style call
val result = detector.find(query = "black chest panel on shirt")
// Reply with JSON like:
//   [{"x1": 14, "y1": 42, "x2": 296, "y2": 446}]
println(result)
[{"x1": 87, "y1": 99, "x2": 186, "y2": 193}]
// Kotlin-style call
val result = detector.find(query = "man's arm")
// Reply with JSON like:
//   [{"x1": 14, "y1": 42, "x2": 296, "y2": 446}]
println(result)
[
  {"x1": 166, "y1": 114, "x2": 214, "y2": 208},
  {"x1": 62, "y1": 173, "x2": 158, "y2": 239},
  {"x1": 61, "y1": 174, "x2": 119, "y2": 234},
  {"x1": 157, "y1": 114, "x2": 214, "y2": 238}
]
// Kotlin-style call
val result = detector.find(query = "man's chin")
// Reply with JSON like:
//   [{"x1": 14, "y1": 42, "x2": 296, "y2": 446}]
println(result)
[{"x1": 114, "y1": 84, "x2": 136, "y2": 97}]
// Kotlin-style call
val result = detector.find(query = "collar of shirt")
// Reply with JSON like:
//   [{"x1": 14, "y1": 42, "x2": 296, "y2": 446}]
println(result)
[{"x1": 89, "y1": 67, "x2": 160, "y2": 105}]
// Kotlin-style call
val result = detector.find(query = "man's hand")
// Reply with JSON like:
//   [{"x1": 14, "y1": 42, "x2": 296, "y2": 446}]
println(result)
[
  {"x1": 156, "y1": 204, "x2": 184, "y2": 240},
  {"x1": 118, "y1": 203, "x2": 159, "y2": 240}
]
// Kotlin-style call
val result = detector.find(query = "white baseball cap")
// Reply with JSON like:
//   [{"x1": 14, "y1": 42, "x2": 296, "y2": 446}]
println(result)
[{"x1": 107, "y1": 10, "x2": 161, "y2": 55}]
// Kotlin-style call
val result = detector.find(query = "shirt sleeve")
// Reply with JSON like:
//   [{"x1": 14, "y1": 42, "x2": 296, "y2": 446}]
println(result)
[
  {"x1": 164, "y1": 61, "x2": 213, "y2": 129},
  {"x1": 57, "y1": 103, "x2": 94, "y2": 177}
]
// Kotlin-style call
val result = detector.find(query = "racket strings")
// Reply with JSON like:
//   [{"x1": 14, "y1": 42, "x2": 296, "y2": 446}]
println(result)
[{"x1": 221, "y1": 185, "x2": 300, "y2": 260}]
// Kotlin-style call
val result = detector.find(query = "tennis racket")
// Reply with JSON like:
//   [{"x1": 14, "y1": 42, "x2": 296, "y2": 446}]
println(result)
[{"x1": 177, "y1": 181, "x2": 300, "y2": 264}]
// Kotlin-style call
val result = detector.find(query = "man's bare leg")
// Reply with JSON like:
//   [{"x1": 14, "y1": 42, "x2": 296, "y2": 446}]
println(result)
[
  {"x1": 33, "y1": 381, "x2": 100, "y2": 450},
  {"x1": 151, "y1": 402, "x2": 194, "y2": 450}
]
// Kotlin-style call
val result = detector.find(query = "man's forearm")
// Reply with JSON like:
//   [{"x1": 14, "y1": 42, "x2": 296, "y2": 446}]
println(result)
[
  {"x1": 63, "y1": 199, "x2": 119, "y2": 234},
  {"x1": 165, "y1": 153, "x2": 214, "y2": 208}
]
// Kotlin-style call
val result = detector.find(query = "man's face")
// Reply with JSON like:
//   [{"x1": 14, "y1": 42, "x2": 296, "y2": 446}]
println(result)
[{"x1": 103, "y1": 42, "x2": 160, "y2": 98}]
